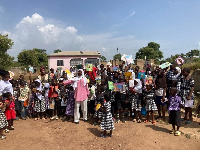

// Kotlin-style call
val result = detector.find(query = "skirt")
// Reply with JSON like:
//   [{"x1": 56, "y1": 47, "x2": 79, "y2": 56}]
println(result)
[
  {"x1": 34, "y1": 96, "x2": 46, "y2": 113},
  {"x1": 0, "y1": 112, "x2": 8, "y2": 129},
  {"x1": 146, "y1": 98, "x2": 158, "y2": 111},
  {"x1": 5, "y1": 109, "x2": 16, "y2": 120},
  {"x1": 101, "y1": 112, "x2": 114, "y2": 131},
  {"x1": 131, "y1": 95, "x2": 142, "y2": 112},
  {"x1": 169, "y1": 110, "x2": 181, "y2": 126}
]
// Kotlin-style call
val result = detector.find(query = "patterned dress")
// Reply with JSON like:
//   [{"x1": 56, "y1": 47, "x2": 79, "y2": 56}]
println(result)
[
  {"x1": 177, "y1": 77, "x2": 194, "y2": 106},
  {"x1": 65, "y1": 90, "x2": 75, "y2": 116},
  {"x1": 0, "y1": 102, "x2": 8, "y2": 129},
  {"x1": 130, "y1": 94, "x2": 142, "y2": 112},
  {"x1": 101, "y1": 101, "x2": 114, "y2": 131},
  {"x1": 34, "y1": 85, "x2": 46, "y2": 113},
  {"x1": 144, "y1": 90, "x2": 157, "y2": 111}
]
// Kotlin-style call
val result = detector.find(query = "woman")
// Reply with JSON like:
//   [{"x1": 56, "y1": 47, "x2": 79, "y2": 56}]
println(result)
[{"x1": 63, "y1": 69, "x2": 89, "y2": 124}]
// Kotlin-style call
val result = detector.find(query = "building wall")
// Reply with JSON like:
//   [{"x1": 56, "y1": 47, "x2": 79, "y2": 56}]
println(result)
[{"x1": 48, "y1": 56, "x2": 100, "y2": 70}]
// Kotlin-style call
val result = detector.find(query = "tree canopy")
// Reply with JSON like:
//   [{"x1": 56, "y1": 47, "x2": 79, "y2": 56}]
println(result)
[
  {"x1": 135, "y1": 42, "x2": 163, "y2": 62},
  {"x1": 54, "y1": 49, "x2": 62, "y2": 53},
  {"x1": 186, "y1": 49, "x2": 199, "y2": 58},
  {"x1": 17, "y1": 48, "x2": 48, "y2": 68},
  {"x1": 113, "y1": 53, "x2": 122, "y2": 61},
  {"x1": 100, "y1": 55, "x2": 107, "y2": 61},
  {"x1": 0, "y1": 34, "x2": 14, "y2": 70}
]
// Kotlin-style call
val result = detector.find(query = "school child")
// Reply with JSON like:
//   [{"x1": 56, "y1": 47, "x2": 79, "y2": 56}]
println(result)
[
  {"x1": 4, "y1": 92, "x2": 16, "y2": 130},
  {"x1": 100, "y1": 91, "x2": 115, "y2": 138},
  {"x1": 168, "y1": 87, "x2": 182, "y2": 136},
  {"x1": 29, "y1": 81, "x2": 36, "y2": 118},
  {"x1": 18, "y1": 80, "x2": 29, "y2": 120},
  {"x1": 87, "y1": 82, "x2": 96, "y2": 118},
  {"x1": 178, "y1": 68, "x2": 194, "y2": 124},
  {"x1": 143, "y1": 84, "x2": 157, "y2": 124},
  {"x1": 11, "y1": 80, "x2": 20, "y2": 120},
  {"x1": 49, "y1": 79, "x2": 59, "y2": 120},
  {"x1": 130, "y1": 79, "x2": 143, "y2": 123},
  {"x1": 34, "y1": 79, "x2": 46, "y2": 120},
  {"x1": 0, "y1": 95, "x2": 8, "y2": 140},
  {"x1": 58, "y1": 79, "x2": 66, "y2": 119},
  {"x1": 94, "y1": 85, "x2": 104, "y2": 125},
  {"x1": 65, "y1": 86, "x2": 75, "y2": 121}
]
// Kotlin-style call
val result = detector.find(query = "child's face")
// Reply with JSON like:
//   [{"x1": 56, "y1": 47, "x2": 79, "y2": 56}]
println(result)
[
  {"x1": 182, "y1": 70, "x2": 189, "y2": 77},
  {"x1": 170, "y1": 89, "x2": 177, "y2": 97},
  {"x1": 146, "y1": 85, "x2": 152, "y2": 91}
]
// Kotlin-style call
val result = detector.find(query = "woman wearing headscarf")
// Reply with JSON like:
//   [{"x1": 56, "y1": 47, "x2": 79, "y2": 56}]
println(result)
[{"x1": 63, "y1": 69, "x2": 89, "y2": 124}]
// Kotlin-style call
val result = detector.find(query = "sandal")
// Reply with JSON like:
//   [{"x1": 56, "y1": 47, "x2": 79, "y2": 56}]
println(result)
[
  {"x1": 137, "y1": 119, "x2": 142, "y2": 123},
  {"x1": 152, "y1": 121, "x2": 156, "y2": 125},
  {"x1": 9, "y1": 126, "x2": 14, "y2": 130},
  {"x1": 100, "y1": 134, "x2": 106, "y2": 138},
  {"x1": 169, "y1": 129, "x2": 175, "y2": 134},
  {"x1": 132, "y1": 119, "x2": 136, "y2": 122},
  {"x1": 42, "y1": 118, "x2": 46, "y2": 120},
  {"x1": 144, "y1": 120, "x2": 149, "y2": 123},
  {"x1": 4, "y1": 129, "x2": 9, "y2": 133},
  {"x1": 175, "y1": 131, "x2": 181, "y2": 136},
  {"x1": 186, "y1": 121, "x2": 192, "y2": 124},
  {"x1": 1, "y1": 135, "x2": 6, "y2": 140}
]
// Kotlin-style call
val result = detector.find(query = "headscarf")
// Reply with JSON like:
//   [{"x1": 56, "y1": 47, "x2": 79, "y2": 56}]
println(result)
[{"x1": 72, "y1": 69, "x2": 87, "y2": 88}]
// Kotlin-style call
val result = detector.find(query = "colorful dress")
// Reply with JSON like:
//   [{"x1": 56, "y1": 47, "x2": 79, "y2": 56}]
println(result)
[
  {"x1": 65, "y1": 90, "x2": 75, "y2": 116},
  {"x1": 5, "y1": 100, "x2": 16, "y2": 120},
  {"x1": 101, "y1": 101, "x2": 114, "y2": 131}
]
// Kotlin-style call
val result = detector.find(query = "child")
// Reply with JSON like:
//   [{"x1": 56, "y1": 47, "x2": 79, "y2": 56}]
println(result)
[
  {"x1": 168, "y1": 87, "x2": 182, "y2": 136},
  {"x1": 65, "y1": 86, "x2": 75, "y2": 121},
  {"x1": 178, "y1": 68, "x2": 194, "y2": 123},
  {"x1": 0, "y1": 95, "x2": 8, "y2": 140},
  {"x1": 144, "y1": 84, "x2": 157, "y2": 124},
  {"x1": 130, "y1": 79, "x2": 143, "y2": 123},
  {"x1": 49, "y1": 79, "x2": 59, "y2": 120},
  {"x1": 59, "y1": 79, "x2": 66, "y2": 119},
  {"x1": 11, "y1": 80, "x2": 20, "y2": 120},
  {"x1": 18, "y1": 80, "x2": 29, "y2": 120},
  {"x1": 34, "y1": 79, "x2": 46, "y2": 120},
  {"x1": 100, "y1": 91, "x2": 114, "y2": 138},
  {"x1": 4, "y1": 92, "x2": 16, "y2": 130}
]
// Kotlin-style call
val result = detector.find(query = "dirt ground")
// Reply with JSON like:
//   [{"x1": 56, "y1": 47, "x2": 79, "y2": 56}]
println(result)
[{"x1": 0, "y1": 114, "x2": 200, "y2": 150}]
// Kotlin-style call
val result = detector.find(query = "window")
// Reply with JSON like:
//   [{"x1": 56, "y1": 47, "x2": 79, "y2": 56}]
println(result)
[
  {"x1": 85, "y1": 58, "x2": 99, "y2": 65},
  {"x1": 57, "y1": 60, "x2": 64, "y2": 66},
  {"x1": 70, "y1": 59, "x2": 83, "y2": 66}
]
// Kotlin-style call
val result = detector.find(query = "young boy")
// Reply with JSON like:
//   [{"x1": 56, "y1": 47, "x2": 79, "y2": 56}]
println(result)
[{"x1": 168, "y1": 87, "x2": 182, "y2": 136}]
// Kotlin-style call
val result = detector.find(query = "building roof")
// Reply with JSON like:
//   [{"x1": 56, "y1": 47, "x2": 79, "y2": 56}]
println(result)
[{"x1": 48, "y1": 51, "x2": 101, "y2": 57}]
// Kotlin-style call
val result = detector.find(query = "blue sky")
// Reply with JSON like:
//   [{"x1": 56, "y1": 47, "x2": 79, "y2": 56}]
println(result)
[{"x1": 0, "y1": 0, "x2": 200, "y2": 60}]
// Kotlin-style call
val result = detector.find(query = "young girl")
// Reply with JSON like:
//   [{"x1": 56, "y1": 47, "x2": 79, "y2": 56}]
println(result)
[
  {"x1": 130, "y1": 79, "x2": 143, "y2": 123},
  {"x1": 178, "y1": 68, "x2": 194, "y2": 123},
  {"x1": 65, "y1": 86, "x2": 75, "y2": 121},
  {"x1": 144, "y1": 84, "x2": 157, "y2": 124},
  {"x1": 49, "y1": 79, "x2": 59, "y2": 120},
  {"x1": 100, "y1": 91, "x2": 114, "y2": 138},
  {"x1": 0, "y1": 95, "x2": 8, "y2": 140},
  {"x1": 168, "y1": 87, "x2": 182, "y2": 136},
  {"x1": 11, "y1": 80, "x2": 20, "y2": 120},
  {"x1": 4, "y1": 92, "x2": 16, "y2": 130},
  {"x1": 34, "y1": 79, "x2": 46, "y2": 120}
]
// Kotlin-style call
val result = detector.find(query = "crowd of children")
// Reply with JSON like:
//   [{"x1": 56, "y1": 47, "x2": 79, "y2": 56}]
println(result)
[{"x1": 0, "y1": 61, "x2": 199, "y2": 140}]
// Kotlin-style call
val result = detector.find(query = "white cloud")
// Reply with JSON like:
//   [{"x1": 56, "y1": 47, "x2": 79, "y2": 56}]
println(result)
[
  {"x1": 5, "y1": 13, "x2": 83, "y2": 58},
  {"x1": 0, "y1": 5, "x2": 4, "y2": 13},
  {"x1": 127, "y1": 10, "x2": 136, "y2": 18}
]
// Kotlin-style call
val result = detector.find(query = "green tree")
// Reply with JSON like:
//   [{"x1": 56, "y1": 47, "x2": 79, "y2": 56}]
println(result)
[
  {"x1": 18, "y1": 48, "x2": 48, "y2": 68},
  {"x1": 113, "y1": 53, "x2": 122, "y2": 61},
  {"x1": 135, "y1": 42, "x2": 163, "y2": 62},
  {"x1": 186, "y1": 49, "x2": 200, "y2": 58},
  {"x1": 0, "y1": 34, "x2": 14, "y2": 70},
  {"x1": 54, "y1": 49, "x2": 62, "y2": 53},
  {"x1": 100, "y1": 55, "x2": 107, "y2": 61}
]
